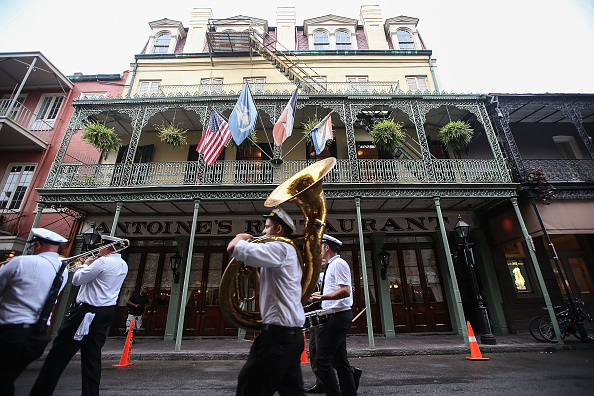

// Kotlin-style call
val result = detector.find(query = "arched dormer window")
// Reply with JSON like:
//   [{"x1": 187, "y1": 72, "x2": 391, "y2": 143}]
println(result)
[
  {"x1": 153, "y1": 32, "x2": 172, "y2": 53},
  {"x1": 336, "y1": 30, "x2": 351, "y2": 50},
  {"x1": 313, "y1": 30, "x2": 330, "y2": 50},
  {"x1": 396, "y1": 29, "x2": 414, "y2": 49}
]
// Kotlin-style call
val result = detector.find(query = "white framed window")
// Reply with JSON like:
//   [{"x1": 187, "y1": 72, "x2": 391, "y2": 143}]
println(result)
[
  {"x1": 305, "y1": 76, "x2": 327, "y2": 91},
  {"x1": 313, "y1": 30, "x2": 330, "y2": 50},
  {"x1": 347, "y1": 76, "x2": 369, "y2": 93},
  {"x1": 200, "y1": 78, "x2": 224, "y2": 94},
  {"x1": 80, "y1": 92, "x2": 107, "y2": 100},
  {"x1": 244, "y1": 77, "x2": 266, "y2": 93},
  {"x1": 553, "y1": 136, "x2": 584, "y2": 159},
  {"x1": 406, "y1": 76, "x2": 429, "y2": 92},
  {"x1": 0, "y1": 164, "x2": 36, "y2": 210},
  {"x1": 31, "y1": 94, "x2": 65, "y2": 131},
  {"x1": 396, "y1": 29, "x2": 415, "y2": 49},
  {"x1": 336, "y1": 30, "x2": 352, "y2": 50},
  {"x1": 138, "y1": 81, "x2": 161, "y2": 96},
  {"x1": 153, "y1": 33, "x2": 172, "y2": 54}
]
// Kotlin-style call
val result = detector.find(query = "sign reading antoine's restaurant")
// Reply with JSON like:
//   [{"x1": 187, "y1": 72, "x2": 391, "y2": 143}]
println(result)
[{"x1": 91, "y1": 213, "x2": 472, "y2": 238}]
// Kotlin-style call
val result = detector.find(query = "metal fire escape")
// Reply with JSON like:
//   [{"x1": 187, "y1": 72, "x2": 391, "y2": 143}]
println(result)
[{"x1": 206, "y1": 20, "x2": 326, "y2": 93}]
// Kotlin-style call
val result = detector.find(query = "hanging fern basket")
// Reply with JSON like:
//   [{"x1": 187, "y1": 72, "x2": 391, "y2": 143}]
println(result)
[
  {"x1": 156, "y1": 122, "x2": 188, "y2": 149},
  {"x1": 438, "y1": 121, "x2": 474, "y2": 151},
  {"x1": 370, "y1": 119, "x2": 406, "y2": 152},
  {"x1": 227, "y1": 130, "x2": 257, "y2": 154},
  {"x1": 81, "y1": 121, "x2": 122, "y2": 154}
]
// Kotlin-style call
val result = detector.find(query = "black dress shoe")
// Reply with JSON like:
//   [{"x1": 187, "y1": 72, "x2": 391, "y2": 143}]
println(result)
[
  {"x1": 305, "y1": 384, "x2": 325, "y2": 393},
  {"x1": 353, "y1": 367, "x2": 362, "y2": 390}
]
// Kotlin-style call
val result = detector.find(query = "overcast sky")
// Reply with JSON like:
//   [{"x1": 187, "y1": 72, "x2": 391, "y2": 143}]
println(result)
[{"x1": 1, "y1": 0, "x2": 593, "y2": 94}]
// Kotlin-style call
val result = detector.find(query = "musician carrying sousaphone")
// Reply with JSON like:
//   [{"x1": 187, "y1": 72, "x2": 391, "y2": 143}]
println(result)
[
  {"x1": 227, "y1": 207, "x2": 306, "y2": 395},
  {"x1": 31, "y1": 235, "x2": 129, "y2": 396}
]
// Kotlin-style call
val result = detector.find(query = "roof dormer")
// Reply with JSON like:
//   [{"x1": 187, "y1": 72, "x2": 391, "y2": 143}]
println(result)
[
  {"x1": 147, "y1": 18, "x2": 186, "y2": 54},
  {"x1": 210, "y1": 15, "x2": 268, "y2": 38},
  {"x1": 303, "y1": 15, "x2": 359, "y2": 50},
  {"x1": 384, "y1": 16, "x2": 424, "y2": 50}
]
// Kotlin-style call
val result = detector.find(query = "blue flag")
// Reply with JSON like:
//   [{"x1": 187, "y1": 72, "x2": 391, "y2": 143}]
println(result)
[{"x1": 228, "y1": 84, "x2": 257, "y2": 146}]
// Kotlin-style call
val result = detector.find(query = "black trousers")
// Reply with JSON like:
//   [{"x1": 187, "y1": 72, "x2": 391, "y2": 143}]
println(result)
[
  {"x1": 236, "y1": 328, "x2": 305, "y2": 396},
  {"x1": 30, "y1": 304, "x2": 115, "y2": 396},
  {"x1": 0, "y1": 325, "x2": 48, "y2": 396},
  {"x1": 313, "y1": 310, "x2": 356, "y2": 396}
]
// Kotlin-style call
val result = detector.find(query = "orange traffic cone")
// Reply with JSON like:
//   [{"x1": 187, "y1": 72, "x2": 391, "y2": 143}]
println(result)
[
  {"x1": 113, "y1": 320, "x2": 136, "y2": 367},
  {"x1": 466, "y1": 321, "x2": 488, "y2": 361},
  {"x1": 300, "y1": 332, "x2": 310, "y2": 364}
]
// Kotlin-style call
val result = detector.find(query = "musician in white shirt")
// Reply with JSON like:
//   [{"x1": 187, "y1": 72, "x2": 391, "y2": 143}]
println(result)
[{"x1": 31, "y1": 235, "x2": 128, "y2": 396}]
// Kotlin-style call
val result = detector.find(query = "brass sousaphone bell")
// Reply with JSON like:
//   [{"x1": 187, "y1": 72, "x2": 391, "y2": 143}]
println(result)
[{"x1": 219, "y1": 157, "x2": 336, "y2": 331}]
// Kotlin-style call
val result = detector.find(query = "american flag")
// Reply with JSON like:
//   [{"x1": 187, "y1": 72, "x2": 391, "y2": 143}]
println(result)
[{"x1": 197, "y1": 110, "x2": 231, "y2": 166}]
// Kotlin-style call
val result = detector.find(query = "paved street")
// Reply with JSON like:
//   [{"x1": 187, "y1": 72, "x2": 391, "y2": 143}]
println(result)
[{"x1": 15, "y1": 349, "x2": 593, "y2": 395}]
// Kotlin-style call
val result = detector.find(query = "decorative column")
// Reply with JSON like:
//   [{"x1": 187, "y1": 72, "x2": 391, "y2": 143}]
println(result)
[
  {"x1": 370, "y1": 232, "x2": 395, "y2": 337},
  {"x1": 434, "y1": 197, "x2": 468, "y2": 344},
  {"x1": 110, "y1": 202, "x2": 123, "y2": 237},
  {"x1": 355, "y1": 197, "x2": 375, "y2": 349},
  {"x1": 175, "y1": 199, "x2": 201, "y2": 352},
  {"x1": 510, "y1": 197, "x2": 563, "y2": 344}
]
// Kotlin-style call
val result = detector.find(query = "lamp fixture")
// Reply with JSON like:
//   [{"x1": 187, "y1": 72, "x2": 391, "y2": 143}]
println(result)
[
  {"x1": 379, "y1": 247, "x2": 390, "y2": 280},
  {"x1": 169, "y1": 251, "x2": 183, "y2": 284},
  {"x1": 82, "y1": 222, "x2": 101, "y2": 250}
]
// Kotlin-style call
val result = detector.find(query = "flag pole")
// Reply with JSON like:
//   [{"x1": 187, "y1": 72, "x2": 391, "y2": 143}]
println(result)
[{"x1": 281, "y1": 107, "x2": 337, "y2": 159}]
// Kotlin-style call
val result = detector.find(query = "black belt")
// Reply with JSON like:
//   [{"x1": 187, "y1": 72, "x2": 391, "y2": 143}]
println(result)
[
  {"x1": 262, "y1": 324, "x2": 302, "y2": 334},
  {"x1": 0, "y1": 323, "x2": 33, "y2": 329}
]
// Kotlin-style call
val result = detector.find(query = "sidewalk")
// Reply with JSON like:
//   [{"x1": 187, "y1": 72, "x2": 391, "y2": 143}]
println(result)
[{"x1": 90, "y1": 332, "x2": 594, "y2": 361}]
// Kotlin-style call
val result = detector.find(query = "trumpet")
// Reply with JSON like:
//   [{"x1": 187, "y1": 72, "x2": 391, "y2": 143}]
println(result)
[{"x1": 64, "y1": 238, "x2": 129, "y2": 272}]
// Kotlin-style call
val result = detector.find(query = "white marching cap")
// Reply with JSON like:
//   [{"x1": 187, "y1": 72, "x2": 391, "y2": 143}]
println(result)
[
  {"x1": 322, "y1": 234, "x2": 342, "y2": 246},
  {"x1": 263, "y1": 207, "x2": 297, "y2": 233},
  {"x1": 30, "y1": 228, "x2": 68, "y2": 245},
  {"x1": 100, "y1": 235, "x2": 124, "y2": 244}
]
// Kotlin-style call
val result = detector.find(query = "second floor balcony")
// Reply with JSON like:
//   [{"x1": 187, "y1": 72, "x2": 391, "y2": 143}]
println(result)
[
  {"x1": 523, "y1": 159, "x2": 594, "y2": 183},
  {"x1": 49, "y1": 158, "x2": 509, "y2": 189},
  {"x1": 0, "y1": 99, "x2": 54, "y2": 150}
]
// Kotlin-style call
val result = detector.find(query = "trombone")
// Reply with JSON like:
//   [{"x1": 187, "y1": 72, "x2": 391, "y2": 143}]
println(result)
[{"x1": 63, "y1": 238, "x2": 130, "y2": 272}]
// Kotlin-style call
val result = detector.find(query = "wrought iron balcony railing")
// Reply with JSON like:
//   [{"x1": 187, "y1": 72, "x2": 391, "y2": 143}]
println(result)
[
  {"x1": 49, "y1": 158, "x2": 509, "y2": 189},
  {"x1": 0, "y1": 99, "x2": 54, "y2": 141},
  {"x1": 0, "y1": 210, "x2": 24, "y2": 235},
  {"x1": 523, "y1": 159, "x2": 594, "y2": 182}
]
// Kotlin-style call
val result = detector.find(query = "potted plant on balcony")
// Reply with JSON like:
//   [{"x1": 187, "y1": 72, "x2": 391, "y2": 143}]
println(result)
[
  {"x1": 370, "y1": 118, "x2": 406, "y2": 153},
  {"x1": 156, "y1": 122, "x2": 188, "y2": 149},
  {"x1": 438, "y1": 120, "x2": 474, "y2": 152},
  {"x1": 302, "y1": 117, "x2": 334, "y2": 150},
  {"x1": 81, "y1": 121, "x2": 122, "y2": 154},
  {"x1": 227, "y1": 130, "x2": 258, "y2": 154},
  {"x1": 528, "y1": 167, "x2": 556, "y2": 204}
]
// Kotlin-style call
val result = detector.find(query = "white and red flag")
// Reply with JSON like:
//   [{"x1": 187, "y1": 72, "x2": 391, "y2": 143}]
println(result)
[{"x1": 272, "y1": 87, "x2": 298, "y2": 146}]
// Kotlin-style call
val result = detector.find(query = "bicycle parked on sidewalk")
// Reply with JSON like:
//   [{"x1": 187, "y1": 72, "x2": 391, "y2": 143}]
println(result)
[{"x1": 529, "y1": 296, "x2": 594, "y2": 343}]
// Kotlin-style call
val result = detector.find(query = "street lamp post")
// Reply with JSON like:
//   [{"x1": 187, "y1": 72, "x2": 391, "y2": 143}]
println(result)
[{"x1": 454, "y1": 215, "x2": 497, "y2": 345}]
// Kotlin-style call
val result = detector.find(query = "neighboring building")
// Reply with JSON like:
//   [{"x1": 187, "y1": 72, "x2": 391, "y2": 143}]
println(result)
[
  {"x1": 0, "y1": 53, "x2": 127, "y2": 331},
  {"x1": 487, "y1": 94, "x2": 594, "y2": 331},
  {"x1": 37, "y1": 6, "x2": 524, "y2": 341},
  {"x1": 0, "y1": 52, "x2": 76, "y2": 260}
]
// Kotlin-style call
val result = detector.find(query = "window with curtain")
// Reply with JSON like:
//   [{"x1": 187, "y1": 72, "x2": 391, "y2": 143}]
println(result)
[
  {"x1": 396, "y1": 29, "x2": 414, "y2": 49},
  {"x1": 153, "y1": 33, "x2": 172, "y2": 53},
  {"x1": 313, "y1": 30, "x2": 330, "y2": 50},
  {"x1": 406, "y1": 76, "x2": 429, "y2": 92},
  {"x1": 138, "y1": 81, "x2": 161, "y2": 96},
  {"x1": 336, "y1": 30, "x2": 351, "y2": 50}
]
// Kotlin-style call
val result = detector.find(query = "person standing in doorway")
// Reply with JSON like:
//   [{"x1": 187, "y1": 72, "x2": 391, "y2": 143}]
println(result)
[
  {"x1": 0, "y1": 228, "x2": 68, "y2": 396},
  {"x1": 30, "y1": 235, "x2": 128, "y2": 396},
  {"x1": 227, "y1": 207, "x2": 305, "y2": 396},
  {"x1": 309, "y1": 234, "x2": 360, "y2": 396},
  {"x1": 126, "y1": 285, "x2": 149, "y2": 338}
]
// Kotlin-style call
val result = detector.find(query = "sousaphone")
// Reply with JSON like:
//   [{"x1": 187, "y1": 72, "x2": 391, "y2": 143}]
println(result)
[{"x1": 219, "y1": 157, "x2": 336, "y2": 331}]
